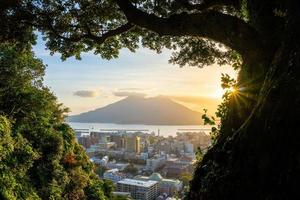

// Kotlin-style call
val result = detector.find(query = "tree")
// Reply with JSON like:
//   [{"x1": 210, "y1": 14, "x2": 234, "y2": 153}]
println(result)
[
  {"x1": 123, "y1": 163, "x2": 138, "y2": 176},
  {"x1": 0, "y1": 43, "x2": 110, "y2": 199},
  {"x1": 102, "y1": 179, "x2": 115, "y2": 199},
  {"x1": 95, "y1": 165, "x2": 108, "y2": 178},
  {"x1": 0, "y1": 116, "x2": 40, "y2": 200},
  {"x1": 180, "y1": 172, "x2": 193, "y2": 187},
  {"x1": 195, "y1": 147, "x2": 203, "y2": 162},
  {"x1": 1, "y1": 0, "x2": 300, "y2": 199}
]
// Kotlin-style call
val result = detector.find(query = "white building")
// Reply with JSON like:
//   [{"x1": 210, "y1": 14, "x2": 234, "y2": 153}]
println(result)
[
  {"x1": 103, "y1": 169, "x2": 127, "y2": 183},
  {"x1": 107, "y1": 162, "x2": 129, "y2": 171},
  {"x1": 90, "y1": 156, "x2": 109, "y2": 166},
  {"x1": 100, "y1": 156, "x2": 109, "y2": 166},
  {"x1": 146, "y1": 156, "x2": 166, "y2": 171},
  {"x1": 184, "y1": 142, "x2": 194, "y2": 154},
  {"x1": 135, "y1": 173, "x2": 183, "y2": 196},
  {"x1": 117, "y1": 179, "x2": 159, "y2": 200}
]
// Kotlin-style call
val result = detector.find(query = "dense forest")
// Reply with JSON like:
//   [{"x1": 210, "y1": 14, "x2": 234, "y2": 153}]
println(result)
[
  {"x1": 0, "y1": 43, "x2": 122, "y2": 199},
  {"x1": 1, "y1": 0, "x2": 300, "y2": 200}
]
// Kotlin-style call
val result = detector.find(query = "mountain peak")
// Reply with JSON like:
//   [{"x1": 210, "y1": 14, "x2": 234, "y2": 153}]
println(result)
[
  {"x1": 68, "y1": 96, "x2": 203, "y2": 125},
  {"x1": 125, "y1": 95, "x2": 145, "y2": 100}
]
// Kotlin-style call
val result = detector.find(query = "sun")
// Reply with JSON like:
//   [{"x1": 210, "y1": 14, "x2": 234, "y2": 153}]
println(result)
[
  {"x1": 228, "y1": 87, "x2": 238, "y2": 94},
  {"x1": 214, "y1": 86, "x2": 239, "y2": 99}
]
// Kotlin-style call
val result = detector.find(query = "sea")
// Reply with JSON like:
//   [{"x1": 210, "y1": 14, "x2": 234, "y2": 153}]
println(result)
[{"x1": 68, "y1": 122, "x2": 212, "y2": 137}]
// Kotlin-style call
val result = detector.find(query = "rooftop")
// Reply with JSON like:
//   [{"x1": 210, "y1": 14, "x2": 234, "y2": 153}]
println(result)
[
  {"x1": 105, "y1": 168, "x2": 119, "y2": 173},
  {"x1": 118, "y1": 179, "x2": 158, "y2": 187},
  {"x1": 135, "y1": 173, "x2": 181, "y2": 185},
  {"x1": 149, "y1": 173, "x2": 163, "y2": 181}
]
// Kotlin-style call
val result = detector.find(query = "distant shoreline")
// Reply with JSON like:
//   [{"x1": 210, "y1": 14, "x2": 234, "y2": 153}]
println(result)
[
  {"x1": 67, "y1": 120, "x2": 204, "y2": 126},
  {"x1": 68, "y1": 122, "x2": 212, "y2": 137}
]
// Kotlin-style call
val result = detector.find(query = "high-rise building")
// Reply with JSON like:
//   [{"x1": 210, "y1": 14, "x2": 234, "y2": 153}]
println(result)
[
  {"x1": 98, "y1": 141, "x2": 116, "y2": 150},
  {"x1": 90, "y1": 132, "x2": 110, "y2": 142},
  {"x1": 125, "y1": 136, "x2": 140, "y2": 154},
  {"x1": 77, "y1": 136, "x2": 98, "y2": 149},
  {"x1": 117, "y1": 179, "x2": 159, "y2": 200},
  {"x1": 111, "y1": 135, "x2": 125, "y2": 148}
]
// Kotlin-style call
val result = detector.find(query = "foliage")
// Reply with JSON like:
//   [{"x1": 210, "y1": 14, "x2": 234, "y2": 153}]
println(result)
[
  {"x1": 84, "y1": 179, "x2": 106, "y2": 200},
  {"x1": 180, "y1": 172, "x2": 193, "y2": 186},
  {"x1": 0, "y1": 0, "x2": 244, "y2": 69},
  {"x1": 202, "y1": 73, "x2": 238, "y2": 144},
  {"x1": 201, "y1": 109, "x2": 215, "y2": 126},
  {"x1": 101, "y1": 179, "x2": 115, "y2": 199},
  {"x1": 112, "y1": 195, "x2": 132, "y2": 200},
  {"x1": 216, "y1": 74, "x2": 238, "y2": 120},
  {"x1": 195, "y1": 147, "x2": 203, "y2": 162},
  {"x1": 0, "y1": 116, "x2": 40, "y2": 200},
  {"x1": 122, "y1": 163, "x2": 138, "y2": 176},
  {"x1": 0, "y1": 43, "x2": 109, "y2": 199},
  {"x1": 95, "y1": 165, "x2": 108, "y2": 178},
  {"x1": 169, "y1": 37, "x2": 239, "y2": 68}
]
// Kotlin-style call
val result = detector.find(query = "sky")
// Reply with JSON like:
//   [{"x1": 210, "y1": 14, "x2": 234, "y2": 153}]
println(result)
[{"x1": 33, "y1": 36, "x2": 237, "y2": 115}]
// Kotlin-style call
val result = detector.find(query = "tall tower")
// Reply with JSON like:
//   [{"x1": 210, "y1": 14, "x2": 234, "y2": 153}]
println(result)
[
  {"x1": 125, "y1": 135, "x2": 140, "y2": 154},
  {"x1": 135, "y1": 136, "x2": 140, "y2": 154},
  {"x1": 111, "y1": 135, "x2": 125, "y2": 148}
]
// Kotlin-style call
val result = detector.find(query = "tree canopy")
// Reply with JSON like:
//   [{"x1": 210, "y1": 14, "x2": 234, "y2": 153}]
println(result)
[
  {"x1": 1, "y1": 0, "x2": 291, "y2": 83},
  {"x1": 0, "y1": 43, "x2": 112, "y2": 199},
  {"x1": 1, "y1": 0, "x2": 256, "y2": 66}
]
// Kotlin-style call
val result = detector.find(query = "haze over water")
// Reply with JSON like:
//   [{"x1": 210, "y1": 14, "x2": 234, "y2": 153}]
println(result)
[{"x1": 69, "y1": 122, "x2": 212, "y2": 137}]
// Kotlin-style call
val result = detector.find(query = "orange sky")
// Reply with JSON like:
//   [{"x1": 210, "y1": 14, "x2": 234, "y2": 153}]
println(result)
[{"x1": 34, "y1": 38, "x2": 237, "y2": 116}]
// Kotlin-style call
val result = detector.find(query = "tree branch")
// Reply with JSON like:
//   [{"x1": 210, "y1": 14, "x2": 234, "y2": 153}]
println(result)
[
  {"x1": 84, "y1": 23, "x2": 134, "y2": 44},
  {"x1": 173, "y1": 0, "x2": 239, "y2": 11},
  {"x1": 116, "y1": 0, "x2": 264, "y2": 63},
  {"x1": 35, "y1": 13, "x2": 134, "y2": 44},
  {"x1": 51, "y1": 23, "x2": 134, "y2": 44}
]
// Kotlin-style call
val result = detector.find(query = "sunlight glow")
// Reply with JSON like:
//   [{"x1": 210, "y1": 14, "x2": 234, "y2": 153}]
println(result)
[
  {"x1": 214, "y1": 86, "x2": 238, "y2": 99},
  {"x1": 211, "y1": 86, "x2": 240, "y2": 100},
  {"x1": 214, "y1": 88, "x2": 226, "y2": 98},
  {"x1": 228, "y1": 87, "x2": 238, "y2": 95}
]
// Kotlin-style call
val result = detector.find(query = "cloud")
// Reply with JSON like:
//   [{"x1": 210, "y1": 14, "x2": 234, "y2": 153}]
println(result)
[
  {"x1": 113, "y1": 91, "x2": 147, "y2": 98},
  {"x1": 118, "y1": 87, "x2": 149, "y2": 91},
  {"x1": 73, "y1": 90, "x2": 100, "y2": 98}
]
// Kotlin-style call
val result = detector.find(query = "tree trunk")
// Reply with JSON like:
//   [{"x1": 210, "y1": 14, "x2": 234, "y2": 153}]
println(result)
[{"x1": 188, "y1": 9, "x2": 300, "y2": 200}]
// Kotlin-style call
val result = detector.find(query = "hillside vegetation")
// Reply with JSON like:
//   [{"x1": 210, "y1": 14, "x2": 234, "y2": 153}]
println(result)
[{"x1": 0, "y1": 43, "x2": 112, "y2": 200}]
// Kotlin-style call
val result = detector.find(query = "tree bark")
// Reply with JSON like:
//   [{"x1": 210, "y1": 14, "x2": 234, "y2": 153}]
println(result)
[{"x1": 188, "y1": 13, "x2": 300, "y2": 200}]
